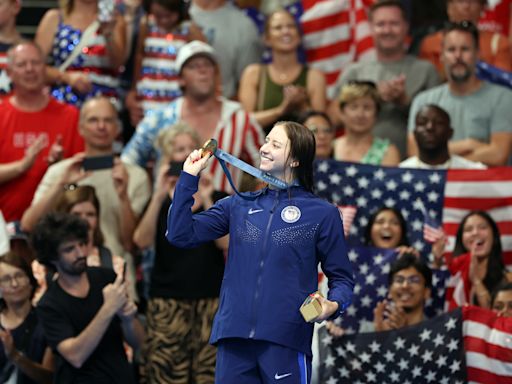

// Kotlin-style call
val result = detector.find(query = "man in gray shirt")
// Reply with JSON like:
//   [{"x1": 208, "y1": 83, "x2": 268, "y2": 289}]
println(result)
[
  {"x1": 407, "y1": 21, "x2": 512, "y2": 166},
  {"x1": 328, "y1": 0, "x2": 439, "y2": 158},
  {"x1": 190, "y1": 0, "x2": 263, "y2": 99}
]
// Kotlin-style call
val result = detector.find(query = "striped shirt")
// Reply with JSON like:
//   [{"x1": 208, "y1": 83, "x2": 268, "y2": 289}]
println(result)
[{"x1": 121, "y1": 97, "x2": 264, "y2": 193}]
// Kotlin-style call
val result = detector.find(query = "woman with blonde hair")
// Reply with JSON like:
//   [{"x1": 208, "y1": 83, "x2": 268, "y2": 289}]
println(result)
[
  {"x1": 333, "y1": 81, "x2": 400, "y2": 166},
  {"x1": 134, "y1": 122, "x2": 227, "y2": 383},
  {"x1": 35, "y1": 0, "x2": 126, "y2": 107}
]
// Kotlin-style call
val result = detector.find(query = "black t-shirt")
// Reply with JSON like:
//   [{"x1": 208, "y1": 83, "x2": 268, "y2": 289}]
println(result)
[
  {"x1": 150, "y1": 193, "x2": 226, "y2": 299},
  {"x1": 36, "y1": 267, "x2": 135, "y2": 384},
  {"x1": 0, "y1": 308, "x2": 47, "y2": 384}
]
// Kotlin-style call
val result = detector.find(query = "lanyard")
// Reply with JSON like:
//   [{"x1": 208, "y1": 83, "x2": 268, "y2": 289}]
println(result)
[{"x1": 204, "y1": 139, "x2": 289, "y2": 199}]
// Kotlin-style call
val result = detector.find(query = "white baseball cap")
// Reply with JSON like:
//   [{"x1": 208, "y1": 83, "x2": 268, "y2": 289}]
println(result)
[{"x1": 176, "y1": 40, "x2": 217, "y2": 74}]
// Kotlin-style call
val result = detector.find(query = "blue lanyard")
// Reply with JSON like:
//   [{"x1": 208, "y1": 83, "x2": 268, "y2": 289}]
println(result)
[{"x1": 213, "y1": 147, "x2": 289, "y2": 200}]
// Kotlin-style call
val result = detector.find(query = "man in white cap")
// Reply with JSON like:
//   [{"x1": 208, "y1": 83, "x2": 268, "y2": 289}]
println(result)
[{"x1": 122, "y1": 40, "x2": 265, "y2": 193}]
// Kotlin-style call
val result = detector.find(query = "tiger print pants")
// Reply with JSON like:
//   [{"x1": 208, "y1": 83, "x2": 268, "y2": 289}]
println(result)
[{"x1": 140, "y1": 297, "x2": 219, "y2": 384}]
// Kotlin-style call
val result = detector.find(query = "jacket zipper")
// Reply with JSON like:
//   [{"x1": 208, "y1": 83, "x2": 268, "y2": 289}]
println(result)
[{"x1": 249, "y1": 192, "x2": 281, "y2": 338}]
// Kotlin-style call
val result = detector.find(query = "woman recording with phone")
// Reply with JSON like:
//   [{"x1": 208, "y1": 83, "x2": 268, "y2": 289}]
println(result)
[
  {"x1": 166, "y1": 121, "x2": 354, "y2": 384},
  {"x1": 133, "y1": 123, "x2": 227, "y2": 383}
]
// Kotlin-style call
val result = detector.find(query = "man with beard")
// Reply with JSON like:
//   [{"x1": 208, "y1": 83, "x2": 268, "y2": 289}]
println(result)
[
  {"x1": 373, "y1": 254, "x2": 432, "y2": 331},
  {"x1": 31, "y1": 212, "x2": 144, "y2": 383},
  {"x1": 400, "y1": 104, "x2": 486, "y2": 169},
  {"x1": 327, "y1": 0, "x2": 439, "y2": 159},
  {"x1": 408, "y1": 21, "x2": 512, "y2": 166}
]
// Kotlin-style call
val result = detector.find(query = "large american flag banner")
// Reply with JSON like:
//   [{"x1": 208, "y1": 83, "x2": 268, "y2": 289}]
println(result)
[
  {"x1": 318, "y1": 308, "x2": 467, "y2": 383},
  {"x1": 333, "y1": 246, "x2": 449, "y2": 334},
  {"x1": 319, "y1": 306, "x2": 512, "y2": 383},
  {"x1": 314, "y1": 161, "x2": 512, "y2": 266},
  {"x1": 300, "y1": 0, "x2": 375, "y2": 98}
]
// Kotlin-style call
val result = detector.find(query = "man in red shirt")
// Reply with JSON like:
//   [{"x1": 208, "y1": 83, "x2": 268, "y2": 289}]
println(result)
[{"x1": 0, "y1": 41, "x2": 84, "y2": 221}]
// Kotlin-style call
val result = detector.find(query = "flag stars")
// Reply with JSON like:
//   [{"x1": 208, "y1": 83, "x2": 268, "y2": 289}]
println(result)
[
  {"x1": 394, "y1": 337, "x2": 406, "y2": 350},
  {"x1": 374, "y1": 360, "x2": 385, "y2": 373},
  {"x1": 346, "y1": 165, "x2": 358, "y2": 177},
  {"x1": 412, "y1": 366, "x2": 422, "y2": 377},
  {"x1": 350, "y1": 358, "x2": 362, "y2": 371},
  {"x1": 321, "y1": 334, "x2": 333, "y2": 346},
  {"x1": 365, "y1": 273, "x2": 377, "y2": 285},
  {"x1": 353, "y1": 284, "x2": 361, "y2": 295},
  {"x1": 427, "y1": 191, "x2": 439, "y2": 202},
  {"x1": 412, "y1": 219, "x2": 423, "y2": 231},
  {"x1": 343, "y1": 185, "x2": 355, "y2": 196},
  {"x1": 373, "y1": 253, "x2": 384, "y2": 264},
  {"x1": 356, "y1": 196, "x2": 368, "y2": 208},
  {"x1": 397, "y1": 358, "x2": 409, "y2": 370},
  {"x1": 436, "y1": 354, "x2": 447, "y2": 367},
  {"x1": 329, "y1": 173, "x2": 342, "y2": 185},
  {"x1": 324, "y1": 354, "x2": 335, "y2": 367},
  {"x1": 429, "y1": 172, "x2": 442, "y2": 184},
  {"x1": 357, "y1": 176, "x2": 370, "y2": 188},
  {"x1": 433, "y1": 333, "x2": 444, "y2": 347},
  {"x1": 369, "y1": 340, "x2": 381, "y2": 353},
  {"x1": 360, "y1": 351, "x2": 372, "y2": 363},
  {"x1": 345, "y1": 341, "x2": 356, "y2": 353},
  {"x1": 389, "y1": 371, "x2": 400, "y2": 382},
  {"x1": 336, "y1": 346, "x2": 346, "y2": 358},
  {"x1": 449, "y1": 359, "x2": 461, "y2": 373},
  {"x1": 421, "y1": 349, "x2": 433, "y2": 363},
  {"x1": 384, "y1": 198, "x2": 396, "y2": 207},
  {"x1": 384, "y1": 350, "x2": 395, "y2": 362},
  {"x1": 414, "y1": 181, "x2": 426, "y2": 192},
  {"x1": 399, "y1": 190, "x2": 411, "y2": 200},
  {"x1": 385, "y1": 179, "x2": 398, "y2": 191},
  {"x1": 426, "y1": 370, "x2": 436, "y2": 382},
  {"x1": 445, "y1": 317, "x2": 457, "y2": 331},
  {"x1": 419, "y1": 328, "x2": 432, "y2": 342},
  {"x1": 361, "y1": 295, "x2": 372, "y2": 307},
  {"x1": 338, "y1": 367, "x2": 350, "y2": 378},
  {"x1": 326, "y1": 377, "x2": 337, "y2": 384},
  {"x1": 402, "y1": 171, "x2": 414, "y2": 183},
  {"x1": 447, "y1": 338, "x2": 458, "y2": 351},
  {"x1": 317, "y1": 161, "x2": 329, "y2": 173},
  {"x1": 408, "y1": 343, "x2": 420, "y2": 356},
  {"x1": 366, "y1": 371, "x2": 377, "y2": 382},
  {"x1": 347, "y1": 305, "x2": 357, "y2": 316},
  {"x1": 359, "y1": 263, "x2": 369, "y2": 274},
  {"x1": 371, "y1": 189, "x2": 383, "y2": 199},
  {"x1": 317, "y1": 181, "x2": 328, "y2": 191},
  {"x1": 377, "y1": 284, "x2": 388, "y2": 297},
  {"x1": 373, "y1": 168, "x2": 386, "y2": 180}
]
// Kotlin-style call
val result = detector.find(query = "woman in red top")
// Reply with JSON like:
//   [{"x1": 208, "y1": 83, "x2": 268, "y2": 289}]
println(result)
[{"x1": 445, "y1": 210, "x2": 509, "y2": 310}]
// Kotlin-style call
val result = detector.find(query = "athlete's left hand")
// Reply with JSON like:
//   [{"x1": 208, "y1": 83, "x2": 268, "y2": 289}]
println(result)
[{"x1": 310, "y1": 293, "x2": 339, "y2": 323}]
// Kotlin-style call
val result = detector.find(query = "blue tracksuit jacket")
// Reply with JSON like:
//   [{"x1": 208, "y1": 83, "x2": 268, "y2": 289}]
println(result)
[{"x1": 166, "y1": 172, "x2": 354, "y2": 356}]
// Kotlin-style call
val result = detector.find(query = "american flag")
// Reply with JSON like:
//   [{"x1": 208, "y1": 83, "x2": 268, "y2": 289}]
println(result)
[
  {"x1": 300, "y1": 0, "x2": 375, "y2": 98},
  {"x1": 318, "y1": 308, "x2": 467, "y2": 383},
  {"x1": 330, "y1": 246, "x2": 450, "y2": 334},
  {"x1": 463, "y1": 305, "x2": 512, "y2": 383},
  {"x1": 314, "y1": 161, "x2": 512, "y2": 266}
]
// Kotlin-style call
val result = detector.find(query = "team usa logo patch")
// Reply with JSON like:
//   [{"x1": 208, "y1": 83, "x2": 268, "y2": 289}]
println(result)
[{"x1": 281, "y1": 206, "x2": 301, "y2": 223}]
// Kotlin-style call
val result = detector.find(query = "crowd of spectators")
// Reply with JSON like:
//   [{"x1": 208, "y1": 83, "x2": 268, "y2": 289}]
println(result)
[{"x1": 1, "y1": 0, "x2": 512, "y2": 382}]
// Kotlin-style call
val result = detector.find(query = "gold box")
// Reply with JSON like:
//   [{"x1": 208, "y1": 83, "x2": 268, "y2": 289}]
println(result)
[{"x1": 300, "y1": 292, "x2": 323, "y2": 322}]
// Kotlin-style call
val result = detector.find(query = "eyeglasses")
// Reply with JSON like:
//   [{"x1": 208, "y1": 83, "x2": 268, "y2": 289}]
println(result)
[
  {"x1": 391, "y1": 275, "x2": 423, "y2": 286},
  {"x1": 0, "y1": 272, "x2": 29, "y2": 288}
]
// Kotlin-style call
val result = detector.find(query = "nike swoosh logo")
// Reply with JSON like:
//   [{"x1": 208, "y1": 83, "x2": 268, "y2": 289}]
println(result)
[
  {"x1": 274, "y1": 373, "x2": 292, "y2": 380},
  {"x1": 248, "y1": 208, "x2": 263, "y2": 215}
]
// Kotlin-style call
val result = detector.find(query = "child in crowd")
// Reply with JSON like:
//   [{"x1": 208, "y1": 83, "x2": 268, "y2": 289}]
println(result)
[{"x1": 125, "y1": 0, "x2": 205, "y2": 126}]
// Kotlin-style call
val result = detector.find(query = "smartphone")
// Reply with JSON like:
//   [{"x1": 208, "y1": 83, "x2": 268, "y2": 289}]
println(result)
[
  {"x1": 82, "y1": 155, "x2": 114, "y2": 171},
  {"x1": 168, "y1": 161, "x2": 184, "y2": 177}
]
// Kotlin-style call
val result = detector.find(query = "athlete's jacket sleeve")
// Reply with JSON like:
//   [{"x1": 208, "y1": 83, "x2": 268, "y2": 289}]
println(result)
[
  {"x1": 317, "y1": 206, "x2": 354, "y2": 318},
  {"x1": 166, "y1": 171, "x2": 230, "y2": 247}
]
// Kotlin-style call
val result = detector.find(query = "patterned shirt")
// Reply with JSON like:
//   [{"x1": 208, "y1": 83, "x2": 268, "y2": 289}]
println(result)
[{"x1": 121, "y1": 97, "x2": 264, "y2": 193}]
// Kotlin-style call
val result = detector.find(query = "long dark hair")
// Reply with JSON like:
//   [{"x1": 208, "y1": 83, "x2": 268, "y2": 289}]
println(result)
[
  {"x1": 278, "y1": 121, "x2": 316, "y2": 192},
  {"x1": 453, "y1": 210, "x2": 505, "y2": 293},
  {"x1": 0, "y1": 251, "x2": 38, "y2": 312},
  {"x1": 363, "y1": 206, "x2": 409, "y2": 247}
]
